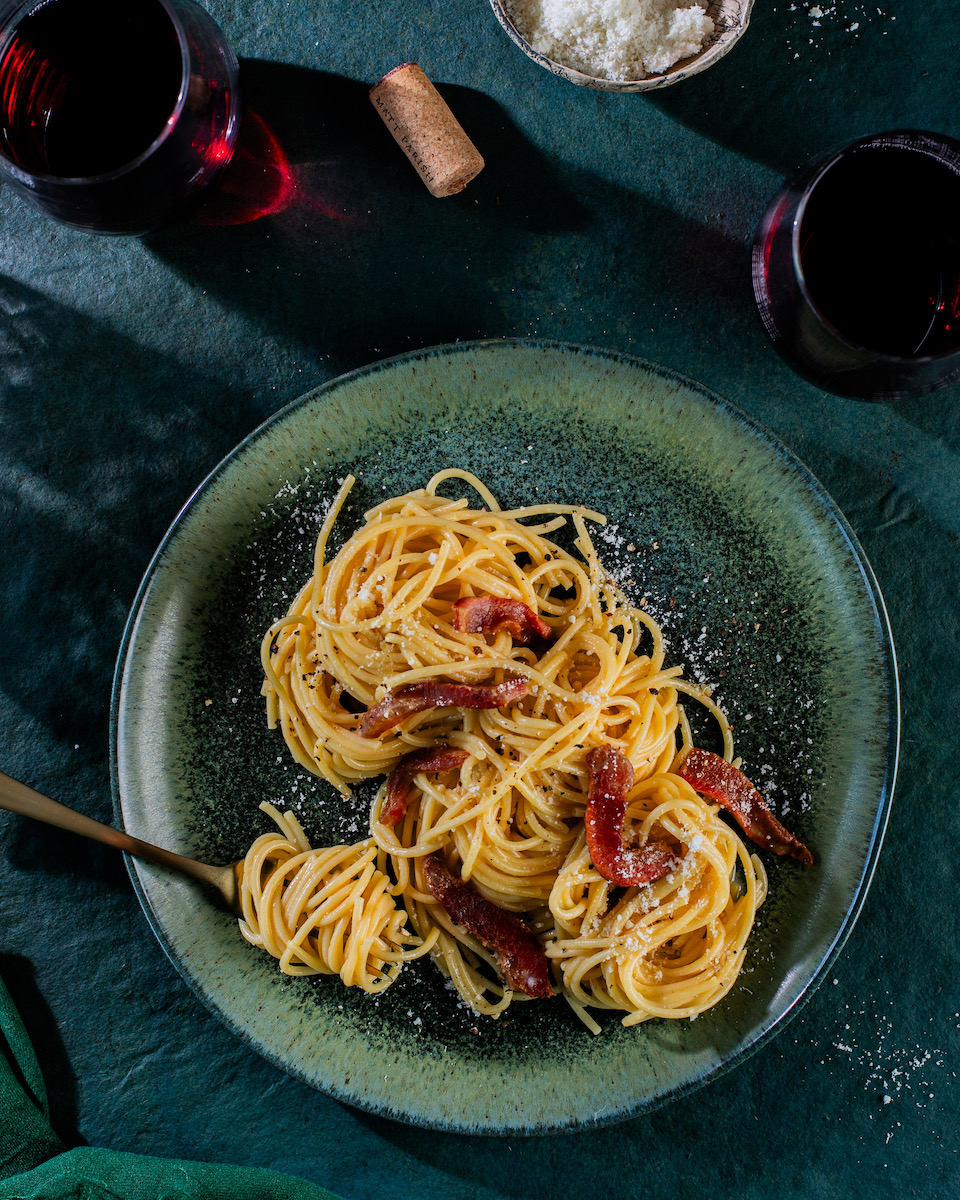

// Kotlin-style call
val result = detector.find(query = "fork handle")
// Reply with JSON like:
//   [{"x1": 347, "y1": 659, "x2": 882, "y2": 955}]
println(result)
[{"x1": 0, "y1": 768, "x2": 221, "y2": 886}]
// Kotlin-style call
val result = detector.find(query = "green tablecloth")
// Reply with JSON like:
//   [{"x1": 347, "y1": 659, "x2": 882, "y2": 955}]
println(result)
[
  {"x1": 1, "y1": 1, "x2": 958, "y2": 1198},
  {"x1": 0, "y1": 978, "x2": 339, "y2": 1199}
]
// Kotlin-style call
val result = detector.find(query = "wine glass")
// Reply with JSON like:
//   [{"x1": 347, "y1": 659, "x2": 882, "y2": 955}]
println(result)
[
  {"x1": 752, "y1": 130, "x2": 960, "y2": 401},
  {"x1": 0, "y1": 0, "x2": 242, "y2": 234}
]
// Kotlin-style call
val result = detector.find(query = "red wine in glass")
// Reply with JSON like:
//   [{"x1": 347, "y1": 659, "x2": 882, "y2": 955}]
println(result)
[
  {"x1": 0, "y1": 0, "x2": 241, "y2": 233},
  {"x1": 752, "y1": 131, "x2": 960, "y2": 400}
]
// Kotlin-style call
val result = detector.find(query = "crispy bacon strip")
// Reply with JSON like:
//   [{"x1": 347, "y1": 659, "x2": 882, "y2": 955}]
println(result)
[
  {"x1": 421, "y1": 853, "x2": 553, "y2": 999},
  {"x1": 678, "y1": 747, "x2": 814, "y2": 868},
  {"x1": 452, "y1": 596, "x2": 553, "y2": 644},
  {"x1": 379, "y1": 745, "x2": 469, "y2": 827},
  {"x1": 584, "y1": 746, "x2": 679, "y2": 886},
  {"x1": 357, "y1": 677, "x2": 529, "y2": 738}
]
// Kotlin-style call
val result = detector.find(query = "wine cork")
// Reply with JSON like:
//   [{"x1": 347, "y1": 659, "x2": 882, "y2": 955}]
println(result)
[{"x1": 370, "y1": 63, "x2": 484, "y2": 197}]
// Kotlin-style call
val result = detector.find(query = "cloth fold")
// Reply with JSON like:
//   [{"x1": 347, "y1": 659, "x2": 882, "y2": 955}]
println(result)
[{"x1": 0, "y1": 975, "x2": 342, "y2": 1200}]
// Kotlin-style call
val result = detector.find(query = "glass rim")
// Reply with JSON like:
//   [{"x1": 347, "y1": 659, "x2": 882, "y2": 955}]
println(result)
[
  {"x1": 790, "y1": 128, "x2": 960, "y2": 366},
  {"x1": 0, "y1": 0, "x2": 191, "y2": 187}
]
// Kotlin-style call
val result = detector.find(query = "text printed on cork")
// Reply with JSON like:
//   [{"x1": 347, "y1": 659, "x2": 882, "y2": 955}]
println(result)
[{"x1": 370, "y1": 63, "x2": 484, "y2": 198}]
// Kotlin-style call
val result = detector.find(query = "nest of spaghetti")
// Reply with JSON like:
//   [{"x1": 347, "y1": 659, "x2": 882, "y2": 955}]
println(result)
[{"x1": 244, "y1": 470, "x2": 811, "y2": 1032}]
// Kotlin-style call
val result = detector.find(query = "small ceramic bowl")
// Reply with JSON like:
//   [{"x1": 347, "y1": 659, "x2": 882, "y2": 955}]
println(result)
[{"x1": 488, "y1": 0, "x2": 753, "y2": 92}]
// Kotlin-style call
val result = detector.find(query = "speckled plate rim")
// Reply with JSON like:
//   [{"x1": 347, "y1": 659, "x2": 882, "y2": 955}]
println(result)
[{"x1": 109, "y1": 339, "x2": 899, "y2": 1134}]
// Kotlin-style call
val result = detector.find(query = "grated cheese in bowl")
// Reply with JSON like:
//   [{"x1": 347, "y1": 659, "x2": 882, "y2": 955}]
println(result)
[{"x1": 503, "y1": 0, "x2": 715, "y2": 83}]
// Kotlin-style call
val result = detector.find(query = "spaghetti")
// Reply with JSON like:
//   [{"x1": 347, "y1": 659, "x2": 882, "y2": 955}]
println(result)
[
  {"x1": 242, "y1": 470, "x2": 808, "y2": 1031},
  {"x1": 237, "y1": 804, "x2": 437, "y2": 990}
]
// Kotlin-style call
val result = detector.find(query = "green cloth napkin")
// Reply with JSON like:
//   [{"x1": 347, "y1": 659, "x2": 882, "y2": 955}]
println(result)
[{"x1": 0, "y1": 976, "x2": 343, "y2": 1200}]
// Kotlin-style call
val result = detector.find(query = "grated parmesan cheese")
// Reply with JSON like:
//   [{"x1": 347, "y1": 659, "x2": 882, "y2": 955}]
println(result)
[{"x1": 506, "y1": 0, "x2": 714, "y2": 81}]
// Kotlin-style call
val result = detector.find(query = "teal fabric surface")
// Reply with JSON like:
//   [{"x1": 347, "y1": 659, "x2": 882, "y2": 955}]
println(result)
[
  {"x1": 0, "y1": 1154, "x2": 341, "y2": 1200},
  {"x1": 0, "y1": 979, "x2": 64, "y2": 1179},
  {"x1": 0, "y1": 979, "x2": 340, "y2": 1199},
  {"x1": 1, "y1": 1, "x2": 959, "y2": 1198}
]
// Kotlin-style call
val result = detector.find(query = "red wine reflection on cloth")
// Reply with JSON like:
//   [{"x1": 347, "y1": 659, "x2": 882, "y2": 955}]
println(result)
[
  {"x1": 0, "y1": 0, "x2": 181, "y2": 178},
  {"x1": 799, "y1": 147, "x2": 960, "y2": 358}
]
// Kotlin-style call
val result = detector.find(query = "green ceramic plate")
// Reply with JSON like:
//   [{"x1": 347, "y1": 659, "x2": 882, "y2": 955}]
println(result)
[{"x1": 110, "y1": 341, "x2": 898, "y2": 1134}]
